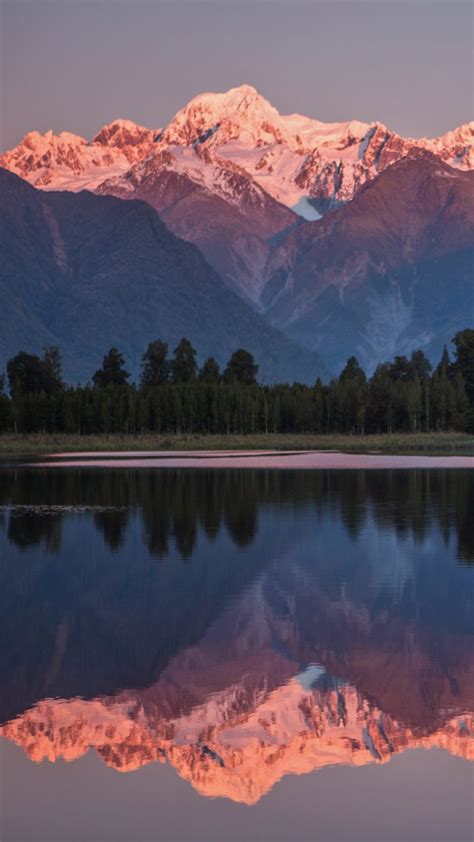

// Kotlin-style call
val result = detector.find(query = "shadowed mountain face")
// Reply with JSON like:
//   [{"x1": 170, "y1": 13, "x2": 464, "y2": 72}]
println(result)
[
  {"x1": 1, "y1": 466, "x2": 473, "y2": 802},
  {"x1": 96, "y1": 152, "x2": 298, "y2": 300},
  {"x1": 263, "y1": 154, "x2": 474, "y2": 372},
  {"x1": 0, "y1": 168, "x2": 324, "y2": 384}
]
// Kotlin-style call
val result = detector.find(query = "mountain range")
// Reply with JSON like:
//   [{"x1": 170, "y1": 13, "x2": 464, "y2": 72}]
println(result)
[
  {"x1": 0, "y1": 168, "x2": 323, "y2": 383},
  {"x1": 3, "y1": 85, "x2": 472, "y2": 209},
  {"x1": 1, "y1": 84, "x2": 473, "y2": 377}
]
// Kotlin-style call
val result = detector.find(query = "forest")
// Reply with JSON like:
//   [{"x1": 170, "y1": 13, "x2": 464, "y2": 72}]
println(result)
[{"x1": 1, "y1": 330, "x2": 473, "y2": 436}]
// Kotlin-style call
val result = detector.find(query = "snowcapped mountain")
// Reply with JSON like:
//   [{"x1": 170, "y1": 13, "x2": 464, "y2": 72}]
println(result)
[
  {"x1": 91, "y1": 118, "x2": 160, "y2": 161},
  {"x1": 0, "y1": 119, "x2": 160, "y2": 191},
  {"x1": 2, "y1": 84, "x2": 472, "y2": 214},
  {"x1": 1, "y1": 85, "x2": 472, "y2": 370},
  {"x1": 158, "y1": 84, "x2": 473, "y2": 209}
]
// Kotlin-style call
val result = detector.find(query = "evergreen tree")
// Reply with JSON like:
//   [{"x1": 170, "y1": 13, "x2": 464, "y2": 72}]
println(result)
[
  {"x1": 339, "y1": 356, "x2": 367, "y2": 433},
  {"x1": 410, "y1": 349, "x2": 432, "y2": 383},
  {"x1": 313, "y1": 378, "x2": 325, "y2": 433},
  {"x1": 41, "y1": 346, "x2": 64, "y2": 393},
  {"x1": 390, "y1": 356, "x2": 412, "y2": 382},
  {"x1": 140, "y1": 340, "x2": 169, "y2": 387},
  {"x1": 170, "y1": 338, "x2": 197, "y2": 384},
  {"x1": 0, "y1": 375, "x2": 10, "y2": 432},
  {"x1": 224, "y1": 349, "x2": 258, "y2": 385},
  {"x1": 199, "y1": 356, "x2": 221, "y2": 384},
  {"x1": 406, "y1": 374, "x2": 422, "y2": 432},
  {"x1": 367, "y1": 364, "x2": 394, "y2": 433},
  {"x1": 453, "y1": 329, "x2": 474, "y2": 404},
  {"x1": 339, "y1": 355, "x2": 366, "y2": 384},
  {"x1": 7, "y1": 352, "x2": 46, "y2": 397},
  {"x1": 3, "y1": 334, "x2": 474, "y2": 437},
  {"x1": 92, "y1": 348, "x2": 130, "y2": 388},
  {"x1": 436, "y1": 346, "x2": 451, "y2": 377},
  {"x1": 452, "y1": 371, "x2": 471, "y2": 431}
]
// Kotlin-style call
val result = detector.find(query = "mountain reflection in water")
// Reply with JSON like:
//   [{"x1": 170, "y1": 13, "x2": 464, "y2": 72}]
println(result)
[{"x1": 0, "y1": 467, "x2": 473, "y2": 804}]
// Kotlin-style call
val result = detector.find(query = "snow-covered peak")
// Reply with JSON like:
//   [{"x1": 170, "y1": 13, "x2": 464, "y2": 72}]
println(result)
[
  {"x1": 20, "y1": 128, "x2": 87, "y2": 152},
  {"x1": 160, "y1": 83, "x2": 288, "y2": 149},
  {"x1": 0, "y1": 126, "x2": 133, "y2": 190},
  {"x1": 0, "y1": 119, "x2": 161, "y2": 190},
  {"x1": 160, "y1": 84, "x2": 379, "y2": 157},
  {"x1": 182, "y1": 83, "x2": 269, "y2": 115},
  {"x1": 416, "y1": 121, "x2": 474, "y2": 169},
  {"x1": 414, "y1": 120, "x2": 473, "y2": 147},
  {"x1": 92, "y1": 118, "x2": 159, "y2": 162}
]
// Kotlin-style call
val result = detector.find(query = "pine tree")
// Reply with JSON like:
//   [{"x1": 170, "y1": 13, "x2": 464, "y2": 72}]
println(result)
[
  {"x1": 199, "y1": 357, "x2": 221, "y2": 384},
  {"x1": 92, "y1": 348, "x2": 130, "y2": 388},
  {"x1": 41, "y1": 346, "x2": 64, "y2": 393},
  {"x1": 140, "y1": 340, "x2": 170, "y2": 387},
  {"x1": 410, "y1": 349, "x2": 432, "y2": 383},
  {"x1": 223, "y1": 349, "x2": 258, "y2": 385},
  {"x1": 170, "y1": 338, "x2": 197, "y2": 384},
  {"x1": 453, "y1": 329, "x2": 474, "y2": 404},
  {"x1": 7, "y1": 352, "x2": 46, "y2": 397}
]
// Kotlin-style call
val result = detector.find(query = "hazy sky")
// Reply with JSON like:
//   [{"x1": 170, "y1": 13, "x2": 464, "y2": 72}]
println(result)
[{"x1": 1, "y1": 0, "x2": 472, "y2": 150}]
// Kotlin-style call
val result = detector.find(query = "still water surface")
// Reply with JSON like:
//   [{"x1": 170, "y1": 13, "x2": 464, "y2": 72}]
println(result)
[{"x1": 1, "y1": 460, "x2": 473, "y2": 841}]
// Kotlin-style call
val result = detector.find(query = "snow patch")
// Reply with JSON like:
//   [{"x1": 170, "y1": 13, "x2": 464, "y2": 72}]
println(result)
[{"x1": 291, "y1": 197, "x2": 322, "y2": 221}]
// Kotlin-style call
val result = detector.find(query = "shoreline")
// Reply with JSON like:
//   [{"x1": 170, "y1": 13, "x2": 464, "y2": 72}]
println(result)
[
  {"x1": 1, "y1": 432, "x2": 474, "y2": 459},
  {"x1": 21, "y1": 452, "x2": 474, "y2": 470}
]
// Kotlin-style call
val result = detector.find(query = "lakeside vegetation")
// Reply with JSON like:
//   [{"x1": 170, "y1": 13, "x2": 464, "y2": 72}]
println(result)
[
  {"x1": 1, "y1": 432, "x2": 473, "y2": 458},
  {"x1": 1, "y1": 331, "x2": 473, "y2": 452}
]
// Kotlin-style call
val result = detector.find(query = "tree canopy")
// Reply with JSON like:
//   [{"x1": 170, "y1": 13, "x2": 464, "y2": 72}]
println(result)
[
  {"x1": 92, "y1": 348, "x2": 130, "y2": 388},
  {"x1": 224, "y1": 349, "x2": 258, "y2": 385},
  {"x1": 140, "y1": 340, "x2": 170, "y2": 387},
  {"x1": 7, "y1": 347, "x2": 64, "y2": 397},
  {"x1": 170, "y1": 339, "x2": 197, "y2": 384},
  {"x1": 199, "y1": 357, "x2": 221, "y2": 384},
  {"x1": 1, "y1": 332, "x2": 473, "y2": 435}
]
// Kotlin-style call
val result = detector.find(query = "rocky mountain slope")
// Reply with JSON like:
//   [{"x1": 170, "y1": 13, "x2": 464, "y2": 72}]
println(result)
[
  {"x1": 0, "y1": 119, "x2": 160, "y2": 191},
  {"x1": 262, "y1": 152, "x2": 474, "y2": 372},
  {"x1": 0, "y1": 168, "x2": 323, "y2": 383},
  {"x1": 96, "y1": 146, "x2": 297, "y2": 298}
]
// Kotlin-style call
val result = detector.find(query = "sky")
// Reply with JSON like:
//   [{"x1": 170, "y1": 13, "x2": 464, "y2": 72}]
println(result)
[{"x1": 1, "y1": 0, "x2": 473, "y2": 151}]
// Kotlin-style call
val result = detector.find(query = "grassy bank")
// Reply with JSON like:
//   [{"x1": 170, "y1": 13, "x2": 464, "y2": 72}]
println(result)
[{"x1": 0, "y1": 431, "x2": 473, "y2": 457}]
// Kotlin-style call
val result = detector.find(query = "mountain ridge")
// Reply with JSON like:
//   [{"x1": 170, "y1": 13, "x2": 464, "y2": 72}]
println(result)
[
  {"x1": 0, "y1": 167, "x2": 325, "y2": 384},
  {"x1": 262, "y1": 151, "x2": 474, "y2": 371},
  {"x1": 2, "y1": 84, "x2": 472, "y2": 212}
]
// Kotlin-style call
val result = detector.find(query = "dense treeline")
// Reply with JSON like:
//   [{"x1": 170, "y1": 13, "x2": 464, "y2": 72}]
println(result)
[{"x1": 1, "y1": 331, "x2": 473, "y2": 435}]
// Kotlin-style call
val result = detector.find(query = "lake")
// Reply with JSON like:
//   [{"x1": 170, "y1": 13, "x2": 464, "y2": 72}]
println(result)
[{"x1": 1, "y1": 456, "x2": 473, "y2": 841}]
